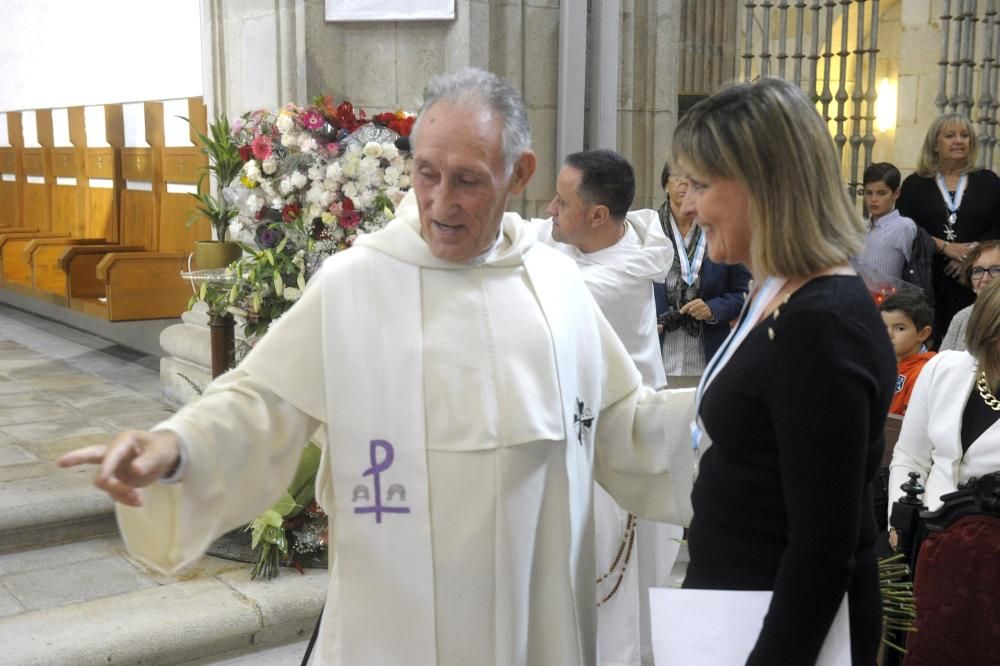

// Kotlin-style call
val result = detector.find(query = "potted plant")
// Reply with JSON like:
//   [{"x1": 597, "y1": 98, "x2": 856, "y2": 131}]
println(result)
[{"x1": 188, "y1": 113, "x2": 243, "y2": 269}]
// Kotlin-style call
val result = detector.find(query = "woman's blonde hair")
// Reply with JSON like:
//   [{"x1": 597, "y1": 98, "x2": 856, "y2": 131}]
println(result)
[
  {"x1": 967, "y1": 278, "x2": 1000, "y2": 391},
  {"x1": 671, "y1": 78, "x2": 863, "y2": 278},
  {"x1": 915, "y1": 112, "x2": 979, "y2": 177}
]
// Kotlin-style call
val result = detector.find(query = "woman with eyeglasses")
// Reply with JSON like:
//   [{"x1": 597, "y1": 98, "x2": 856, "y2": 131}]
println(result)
[
  {"x1": 940, "y1": 240, "x2": 1000, "y2": 351},
  {"x1": 654, "y1": 162, "x2": 750, "y2": 388},
  {"x1": 897, "y1": 113, "x2": 1000, "y2": 345}
]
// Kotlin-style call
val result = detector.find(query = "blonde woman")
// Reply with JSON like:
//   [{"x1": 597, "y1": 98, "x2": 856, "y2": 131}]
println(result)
[
  {"x1": 897, "y1": 113, "x2": 1000, "y2": 343},
  {"x1": 673, "y1": 78, "x2": 896, "y2": 665}
]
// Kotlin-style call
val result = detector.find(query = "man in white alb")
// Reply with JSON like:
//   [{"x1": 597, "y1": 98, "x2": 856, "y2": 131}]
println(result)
[
  {"x1": 537, "y1": 149, "x2": 684, "y2": 665},
  {"x1": 59, "y1": 68, "x2": 696, "y2": 665}
]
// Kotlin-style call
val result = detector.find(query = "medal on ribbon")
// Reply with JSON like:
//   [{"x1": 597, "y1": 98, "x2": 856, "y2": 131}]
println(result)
[{"x1": 936, "y1": 174, "x2": 968, "y2": 242}]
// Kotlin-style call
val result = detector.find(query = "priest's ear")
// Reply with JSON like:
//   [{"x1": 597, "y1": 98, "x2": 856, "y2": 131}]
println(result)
[
  {"x1": 588, "y1": 203, "x2": 612, "y2": 229},
  {"x1": 506, "y1": 151, "x2": 537, "y2": 195}
]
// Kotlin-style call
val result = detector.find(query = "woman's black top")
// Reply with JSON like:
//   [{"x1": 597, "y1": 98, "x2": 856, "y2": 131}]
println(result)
[
  {"x1": 683, "y1": 275, "x2": 896, "y2": 665},
  {"x1": 897, "y1": 169, "x2": 1000, "y2": 336},
  {"x1": 961, "y1": 381, "x2": 1000, "y2": 452}
]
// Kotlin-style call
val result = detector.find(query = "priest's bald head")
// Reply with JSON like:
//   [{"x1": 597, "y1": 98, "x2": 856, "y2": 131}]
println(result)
[
  {"x1": 547, "y1": 149, "x2": 636, "y2": 254},
  {"x1": 410, "y1": 68, "x2": 537, "y2": 262}
]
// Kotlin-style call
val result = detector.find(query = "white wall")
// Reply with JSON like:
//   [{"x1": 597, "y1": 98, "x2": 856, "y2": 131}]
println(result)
[{"x1": 0, "y1": 0, "x2": 203, "y2": 112}]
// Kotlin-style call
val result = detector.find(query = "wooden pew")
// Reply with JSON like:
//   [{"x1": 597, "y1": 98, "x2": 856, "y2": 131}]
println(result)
[
  {"x1": 27, "y1": 105, "x2": 130, "y2": 304},
  {"x1": 65, "y1": 98, "x2": 210, "y2": 320},
  {"x1": 0, "y1": 109, "x2": 68, "y2": 291},
  {"x1": 0, "y1": 112, "x2": 33, "y2": 232}
]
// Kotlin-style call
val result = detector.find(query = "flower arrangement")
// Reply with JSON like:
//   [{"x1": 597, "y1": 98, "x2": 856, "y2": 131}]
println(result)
[
  {"x1": 213, "y1": 97, "x2": 414, "y2": 337},
  {"x1": 196, "y1": 96, "x2": 415, "y2": 576}
]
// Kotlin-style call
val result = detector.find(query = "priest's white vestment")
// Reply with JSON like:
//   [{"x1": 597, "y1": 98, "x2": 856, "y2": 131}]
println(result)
[
  {"x1": 538, "y1": 210, "x2": 685, "y2": 665},
  {"x1": 117, "y1": 207, "x2": 695, "y2": 665}
]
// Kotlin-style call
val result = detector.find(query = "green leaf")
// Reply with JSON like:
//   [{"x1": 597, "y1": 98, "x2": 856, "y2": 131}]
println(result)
[{"x1": 271, "y1": 492, "x2": 298, "y2": 517}]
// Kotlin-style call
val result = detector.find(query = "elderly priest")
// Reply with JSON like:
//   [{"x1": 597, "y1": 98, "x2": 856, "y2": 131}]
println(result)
[{"x1": 59, "y1": 68, "x2": 696, "y2": 665}]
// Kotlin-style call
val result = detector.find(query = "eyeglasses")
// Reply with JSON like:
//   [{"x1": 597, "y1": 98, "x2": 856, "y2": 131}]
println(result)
[{"x1": 969, "y1": 265, "x2": 1000, "y2": 280}]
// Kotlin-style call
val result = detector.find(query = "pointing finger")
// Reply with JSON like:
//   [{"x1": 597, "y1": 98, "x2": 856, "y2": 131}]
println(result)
[{"x1": 56, "y1": 444, "x2": 109, "y2": 468}]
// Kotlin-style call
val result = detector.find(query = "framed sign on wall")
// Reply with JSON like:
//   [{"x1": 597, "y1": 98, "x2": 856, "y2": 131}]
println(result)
[{"x1": 326, "y1": 0, "x2": 455, "y2": 22}]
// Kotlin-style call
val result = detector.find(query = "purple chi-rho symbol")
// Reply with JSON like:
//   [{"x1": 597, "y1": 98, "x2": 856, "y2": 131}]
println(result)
[{"x1": 353, "y1": 439, "x2": 410, "y2": 524}]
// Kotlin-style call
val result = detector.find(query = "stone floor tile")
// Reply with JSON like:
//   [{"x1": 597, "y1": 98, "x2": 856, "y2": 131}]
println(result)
[
  {"x1": 1, "y1": 555, "x2": 157, "y2": 610},
  {"x1": 0, "y1": 420, "x2": 111, "y2": 446},
  {"x1": 0, "y1": 461, "x2": 56, "y2": 483},
  {"x1": 67, "y1": 395, "x2": 173, "y2": 418},
  {"x1": 27, "y1": 432, "x2": 111, "y2": 463},
  {"x1": 0, "y1": 444, "x2": 38, "y2": 466},
  {"x1": 20, "y1": 374, "x2": 104, "y2": 391},
  {"x1": 0, "y1": 349, "x2": 45, "y2": 362},
  {"x1": 4, "y1": 361, "x2": 82, "y2": 379},
  {"x1": 0, "y1": 391, "x2": 52, "y2": 408},
  {"x1": 0, "y1": 536, "x2": 121, "y2": 576},
  {"x1": 97, "y1": 409, "x2": 176, "y2": 432},
  {"x1": 46, "y1": 382, "x2": 138, "y2": 404},
  {"x1": 0, "y1": 583, "x2": 26, "y2": 618},
  {"x1": 0, "y1": 404, "x2": 82, "y2": 427},
  {"x1": 0, "y1": 380, "x2": 34, "y2": 395}
]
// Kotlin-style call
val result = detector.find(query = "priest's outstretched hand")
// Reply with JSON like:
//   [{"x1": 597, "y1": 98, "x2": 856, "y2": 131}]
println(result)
[{"x1": 57, "y1": 430, "x2": 181, "y2": 508}]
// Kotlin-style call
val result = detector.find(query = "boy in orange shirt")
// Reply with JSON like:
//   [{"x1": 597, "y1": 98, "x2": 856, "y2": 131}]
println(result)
[{"x1": 880, "y1": 290, "x2": 935, "y2": 415}]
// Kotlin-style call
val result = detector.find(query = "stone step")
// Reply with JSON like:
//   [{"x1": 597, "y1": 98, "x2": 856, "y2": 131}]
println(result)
[
  {"x1": 0, "y1": 470, "x2": 116, "y2": 553},
  {"x1": 1, "y1": 535, "x2": 325, "y2": 666},
  {"x1": 187, "y1": 639, "x2": 312, "y2": 665}
]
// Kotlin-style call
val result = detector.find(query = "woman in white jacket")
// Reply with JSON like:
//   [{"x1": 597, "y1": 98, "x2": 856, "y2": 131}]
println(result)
[{"x1": 889, "y1": 278, "x2": 1000, "y2": 516}]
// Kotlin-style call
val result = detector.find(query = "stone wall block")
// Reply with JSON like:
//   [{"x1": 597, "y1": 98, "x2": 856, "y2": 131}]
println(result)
[
  {"x1": 897, "y1": 74, "x2": 920, "y2": 126},
  {"x1": 523, "y1": 6, "x2": 560, "y2": 107},
  {"x1": 338, "y1": 25, "x2": 400, "y2": 107},
  {"x1": 490, "y1": 4, "x2": 525, "y2": 91},
  {"x1": 525, "y1": 107, "x2": 558, "y2": 204},
  {"x1": 895, "y1": 124, "x2": 928, "y2": 172},
  {"x1": 900, "y1": 0, "x2": 932, "y2": 29},
  {"x1": 395, "y1": 23, "x2": 450, "y2": 108}
]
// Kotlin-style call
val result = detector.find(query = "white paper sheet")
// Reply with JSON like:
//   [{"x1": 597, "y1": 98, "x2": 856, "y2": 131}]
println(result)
[
  {"x1": 325, "y1": 0, "x2": 454, "y2": 21},
  {"x1": 649, "y1": 588, "x2": 851, "y2": 665}
]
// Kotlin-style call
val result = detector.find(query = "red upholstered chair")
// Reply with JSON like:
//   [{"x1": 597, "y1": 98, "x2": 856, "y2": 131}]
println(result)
[{"x1": 902, "y1": 477, "x2": 1000, "y2": 665}]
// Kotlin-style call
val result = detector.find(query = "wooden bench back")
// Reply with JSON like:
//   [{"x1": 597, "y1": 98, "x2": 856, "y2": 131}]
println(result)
[{"x1": 160, "y1": 97, "x2": 209, "y2": 254}]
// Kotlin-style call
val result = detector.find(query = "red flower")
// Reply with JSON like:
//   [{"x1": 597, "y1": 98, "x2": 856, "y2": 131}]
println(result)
[
  {"x1": 251, "y1": 134, "x2": 273, "y2": 160},
  {"x1": 341, "y1": 197, "x2": 355, "y2": 213},
  {"x1": 238, "y1": 144, "x2": 254, "y2": 162},
  {"x1": 282, "y1": 204, "x2": 301, "y2": 223},
  {"x1": 341, "y1": 213, "x2": 362, "y2": 229},
  {"x1": 334, "y1": 101, "x2": 361, "y2": 132},
  {"x1": 398, "y1": 115, "x2": 415, "y2": 137}
]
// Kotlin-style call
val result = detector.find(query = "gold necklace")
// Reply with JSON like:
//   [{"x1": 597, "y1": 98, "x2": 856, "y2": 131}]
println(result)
[{"x1": 977, "y1": 372, "x2": 1000, "y2": 411}]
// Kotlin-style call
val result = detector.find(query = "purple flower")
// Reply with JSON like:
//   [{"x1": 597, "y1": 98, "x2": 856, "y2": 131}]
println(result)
[{"x1": 256, "y1": 224, "x2": 285, "y2": 249}]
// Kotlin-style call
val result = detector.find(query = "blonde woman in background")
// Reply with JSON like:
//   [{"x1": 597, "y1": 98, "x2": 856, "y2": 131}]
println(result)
[{"x1": 897, "y1": 113, "x2": 1000, "y2": 344}]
